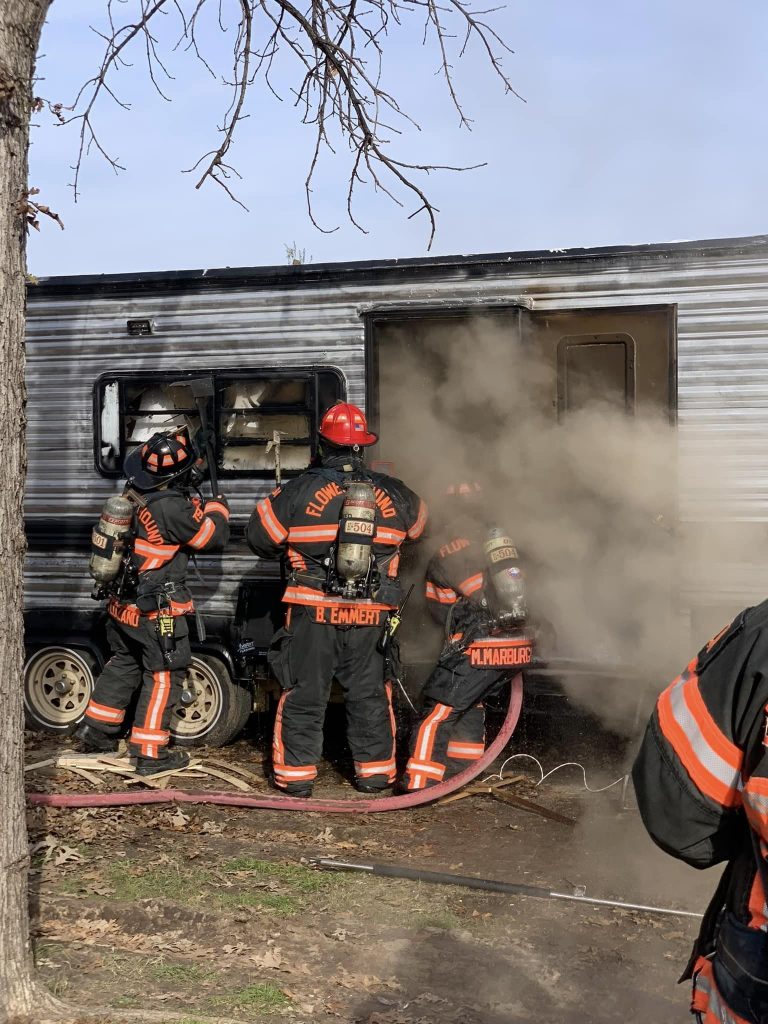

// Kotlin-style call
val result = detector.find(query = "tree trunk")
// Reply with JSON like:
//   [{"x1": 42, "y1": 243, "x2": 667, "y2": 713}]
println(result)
[{"x1": 0, "y1": 3, "x2": 57, "y2": 1021}]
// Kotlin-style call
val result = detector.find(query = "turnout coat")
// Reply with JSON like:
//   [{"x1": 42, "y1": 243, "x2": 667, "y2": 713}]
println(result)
[
  {"x1": 424, "y1": 534, "x2": 532, "y2": 671},
  {"x1": 633, "y1": 599, "x2": 768, "y2": 1023},
  {"x1": 109, "y1": 488, "x2": 230, "y2": 624},
  {"x1": 247, "y1": 454, "x2": 427, "y2": 620}
]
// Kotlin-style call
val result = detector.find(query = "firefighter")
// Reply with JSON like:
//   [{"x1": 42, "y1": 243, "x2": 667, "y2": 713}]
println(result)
[
  {"x1": 247, "y1": 401, "x2": 427, "y2": 797},
  {"x1": 75, "y1": 429, "x2": 230, "y2": 776},
  {"x1": 633, "y1": 602, "x2": 768, "y2": 1024},
  {"x1": 401, "y1": 483, "x2": 532, "y2": 791}
]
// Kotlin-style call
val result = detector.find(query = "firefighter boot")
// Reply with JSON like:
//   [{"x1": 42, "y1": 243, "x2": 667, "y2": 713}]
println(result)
[
  {"x1": 269, "y1": 775, "x2": 313, "y2": 799},
  {"x1": 355, "y1": 779, "x2": 392, "y2": 795},
  {"x1": 73, "y1": 722, "x2": 119, "y2": 754},
  {"x1": 135, "y1": 749, "x2": 190, "y2": 777}
]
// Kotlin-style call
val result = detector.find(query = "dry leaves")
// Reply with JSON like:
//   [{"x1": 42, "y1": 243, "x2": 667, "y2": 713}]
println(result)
[
  {"x1": 334, "y1": 968, "x2": 404, "y2": 993},
  {"x1": 250, "y1": 946, "x2": 285, "y2": 969},
  {"x1": 30, "y1": 835, "x2": 84, "y2": 868},
  {"x1": 200, "y1": 820, "x2": 225, "y2": 835},
  {"x1": 222, "y1": 942, "x2": 248, "y2": 956},
  {"x1": 42, "y1": 916, "x2": 120, "y2": 944},
  {"x1": 168, "y1": 809, "x2": 191, "y2": 830},
  {"x1": 17, "y1": 188, "x2": 64, "y2": 232}
]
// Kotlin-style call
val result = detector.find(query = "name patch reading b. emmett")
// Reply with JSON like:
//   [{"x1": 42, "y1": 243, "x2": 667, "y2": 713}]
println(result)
[{"x1": 315, "y1": 606, "x2": 383, "y2": 626}]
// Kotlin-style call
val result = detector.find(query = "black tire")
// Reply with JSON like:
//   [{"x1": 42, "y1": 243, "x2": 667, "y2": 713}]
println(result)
[
  {"x1": 171, "y1": 654, "x2": 252, "y2": 748},
  {"x1": 23, "y1": 646, "x2": 96, "y2": 734}
]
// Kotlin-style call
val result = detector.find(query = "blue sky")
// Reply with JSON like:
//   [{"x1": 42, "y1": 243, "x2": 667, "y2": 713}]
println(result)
[{"x1": 29, "y1": 1, "x2": 768, "y2": 275}]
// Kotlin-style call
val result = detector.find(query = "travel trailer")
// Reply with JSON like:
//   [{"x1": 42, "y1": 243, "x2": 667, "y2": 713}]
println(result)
[{"x1": 23, "y1": 234, "x2": 768, "y2": 744}]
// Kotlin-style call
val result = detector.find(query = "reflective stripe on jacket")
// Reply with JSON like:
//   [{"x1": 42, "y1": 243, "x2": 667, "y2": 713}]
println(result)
[
  {"x1": 246, "y1": 456, "x2": 426, "y2": 611},
  {"x1": 110, "y1": 488, "x2": 229, "y2": 620}
]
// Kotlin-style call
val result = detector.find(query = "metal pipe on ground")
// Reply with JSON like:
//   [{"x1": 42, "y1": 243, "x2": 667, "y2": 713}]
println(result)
[{"x1": 311, "y1": 858, "x2": 703, "y2": 919}]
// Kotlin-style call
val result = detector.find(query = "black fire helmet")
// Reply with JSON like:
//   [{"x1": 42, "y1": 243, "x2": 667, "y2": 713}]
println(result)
[{"x1": 123, "y1": 428, "x2": 197, "y2": 491}]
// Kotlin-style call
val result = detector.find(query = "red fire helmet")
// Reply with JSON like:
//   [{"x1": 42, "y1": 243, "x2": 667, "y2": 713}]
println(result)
[{"x1": 319, "y1": 401, "x2": 378, "y2": 447}]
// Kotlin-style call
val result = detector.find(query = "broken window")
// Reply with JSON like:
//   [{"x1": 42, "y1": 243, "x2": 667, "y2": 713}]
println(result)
[
  {"x1": 94, "y1": 369, "x2": 344, "y2": 478},
  {"x1": 219, "y1": 378, "x2": 312, "y2": 472}
]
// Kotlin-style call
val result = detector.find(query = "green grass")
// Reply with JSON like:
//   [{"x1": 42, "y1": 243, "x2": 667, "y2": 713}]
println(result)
[
  {"x1": 107, "y1": 863, "x2": 211, "y2": 904},
  {"x1": 222, "y1": 856, "x2": 339, "y2": 894},
  {"x1": 59, "y1": 877, "x2": 90, "y2": 895},
  {"x1": 215, "y1": 889, "x2": 299, "y2": 915},
  {"x1": 150, "y1": 961, "x2": 214, "y2": 983},
  {"x1": 33, "y1": 941, "x2": 58, "y2": 963},
  {"x1": 414, "y1": 909, "x2": 463, "y2": 931},
  {"x1": 103, "y1": 856, "x2": 336, "y2": 917},
  {"x1": 110, "y1": 995, "x2": 141, "y2": 1009},
  {"x1": 211, "y1": 981, "x2": 290, "y2": 1015}
]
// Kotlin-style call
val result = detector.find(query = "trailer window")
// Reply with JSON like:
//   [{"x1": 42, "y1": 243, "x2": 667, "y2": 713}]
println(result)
[
  {"x1": 94, "y1": 368, "x2": 345, "y2": 478},
  {"x1": 218, "y1": 377, "x2": 313, "y2": 473}
]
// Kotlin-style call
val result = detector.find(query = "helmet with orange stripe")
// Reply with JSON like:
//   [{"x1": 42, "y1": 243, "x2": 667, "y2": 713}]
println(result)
[{"x1": 123, "y1": 428, "x2": 197, "y2": 490}]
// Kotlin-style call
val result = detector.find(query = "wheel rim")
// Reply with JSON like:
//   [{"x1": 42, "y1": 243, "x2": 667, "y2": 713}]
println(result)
[
  {"x1": 24, "y1": 648, "x2": 94, "y2": 728},
  {"x1": 171, "y1": 657, "x2": 223, "y2": 739}
]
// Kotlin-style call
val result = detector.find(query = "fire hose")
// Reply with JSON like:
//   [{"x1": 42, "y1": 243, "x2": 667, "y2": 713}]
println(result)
[{"x1": 26, "y1": 673, "x2": 523, "y2": 813}]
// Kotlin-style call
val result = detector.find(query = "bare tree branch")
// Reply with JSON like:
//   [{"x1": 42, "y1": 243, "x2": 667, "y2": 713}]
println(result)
[
  {"x1": 63, "y1": 0, "x2": 173, "y2": 199},
  {"x1": 184, "y1": 0, "x2": 254, "y2": 202},
  {"x1": 63, "y1": 0, "x2": 523, "y2": 247}
]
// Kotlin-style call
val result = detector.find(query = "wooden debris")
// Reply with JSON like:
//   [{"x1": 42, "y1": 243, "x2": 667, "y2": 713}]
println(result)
[
  {"x1": 56, "y1": 760, "x2": 122, "y2": 773},
  {"x1": 126, "y1": 759, "x2": 204, "y2": 786},
  {"x1": 62, "y1": 765, "x2": 104, "y2": 787},
  {"x1": 203, "y1": 757, "x2": 265, "y2": 787},
  {"x1": 128, "y1": 773, "x2": 175, "y2": 790},
  {"x1": 25, "y1": 754, "x2": 136, "y2": 777},
  {"x1": 436, "y1": 775, "x2": 525, "y2": 806},
  {"x1": 25, "y1": 750, "x2": 264, "y2": 795},
  {"x1": 92, "y1": 755, "x2": 137, "y2": 772},
  {"x1": 24, "y1": 758, "x2": 58, "y2": 773},
  {"x1": 192, "y1": 764, "x2": 253, "y2": 792},
  {"x1": 491, "y1": 789, "x2": 576, "y2": 826},
  {"x1": 435, "y1": 774, "x2": 576, "y2": 827}
]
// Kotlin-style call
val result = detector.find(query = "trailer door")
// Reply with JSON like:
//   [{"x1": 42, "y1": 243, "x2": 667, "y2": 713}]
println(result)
[{"x1": 523, "y1": 306, "x2": 675, "y2": 424}]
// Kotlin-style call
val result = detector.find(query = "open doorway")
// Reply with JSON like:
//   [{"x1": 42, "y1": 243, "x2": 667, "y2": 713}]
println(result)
[{"x1": 365, "y1": 303, "x2": 676, "y2": 690}]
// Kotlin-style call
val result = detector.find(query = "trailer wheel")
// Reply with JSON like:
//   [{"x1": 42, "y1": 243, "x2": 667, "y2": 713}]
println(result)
[
  {"x1": 24, "y1": 646, "x2": 95, "y2": 734},
  {"x1": 171, "y1": 654, "x2": 252, "y2": 748}
]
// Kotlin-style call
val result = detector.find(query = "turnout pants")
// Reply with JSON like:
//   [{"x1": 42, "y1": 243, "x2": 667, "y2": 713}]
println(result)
[
  {"x1": 269, "y1": 605, "x2": 396, "y2": 793},
  {"x1": 83, "y1": 614, "x2": 191, "y2": 759},
  {"x1": 403, "y1": 648, "x2": 505, "y2": 791}
]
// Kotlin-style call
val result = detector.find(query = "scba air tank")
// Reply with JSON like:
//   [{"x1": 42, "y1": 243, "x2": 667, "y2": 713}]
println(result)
[
  {"x1": 89, "y1": 494, "x2": 134, "y2": 584},
  {"x1": 483, "y1": 527, "x2": 527, "y2": 624},
  {"x1": 335, "y1": 480, "x2": 377, "y2": 596}
]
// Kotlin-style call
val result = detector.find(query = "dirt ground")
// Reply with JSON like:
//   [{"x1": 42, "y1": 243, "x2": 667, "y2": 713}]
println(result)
[{"x1": 24, "y1": 711, "x2": 717, "y2": 1024}]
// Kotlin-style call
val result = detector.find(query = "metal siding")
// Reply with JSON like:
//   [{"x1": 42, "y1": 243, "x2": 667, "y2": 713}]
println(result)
[{"x1": 24, "y1": 244, "x2": 768, "y2": 619}]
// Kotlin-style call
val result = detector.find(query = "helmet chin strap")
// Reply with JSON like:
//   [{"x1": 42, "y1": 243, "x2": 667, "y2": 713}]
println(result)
[{"x1": 319, "y1": 439, "x2": 365, "y2": 463}]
